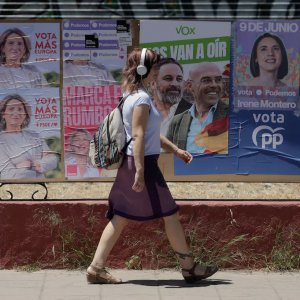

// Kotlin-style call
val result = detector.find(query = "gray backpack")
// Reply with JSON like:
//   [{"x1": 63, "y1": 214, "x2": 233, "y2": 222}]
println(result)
[{"x1": 89, "y1": 96, "x2": 132, "y2": 170}]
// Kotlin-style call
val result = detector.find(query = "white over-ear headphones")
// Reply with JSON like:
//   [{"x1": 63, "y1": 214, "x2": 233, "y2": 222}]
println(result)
[{"x1": 136, "y1": 48, "x2": 148, "y2": 76}]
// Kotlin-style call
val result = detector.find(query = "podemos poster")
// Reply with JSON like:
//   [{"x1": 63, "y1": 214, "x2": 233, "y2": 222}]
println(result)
[{"x1": 62, "y1": 19, "x2": 131, "y2": 179}]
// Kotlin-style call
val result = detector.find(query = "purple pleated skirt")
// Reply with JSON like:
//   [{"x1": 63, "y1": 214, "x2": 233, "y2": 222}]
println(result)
[{"x1": 106, "y1": 155, "x2": 178, "y2": 221}]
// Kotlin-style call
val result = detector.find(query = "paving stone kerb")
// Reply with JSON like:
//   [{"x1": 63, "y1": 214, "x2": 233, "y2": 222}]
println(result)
[{"x1": 1, "y1": 200, "x2": 300, "y2": 269}]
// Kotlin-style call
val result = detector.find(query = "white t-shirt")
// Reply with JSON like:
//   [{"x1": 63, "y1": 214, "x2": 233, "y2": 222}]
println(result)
[{"x1": 122, "y1": 90, "x2": 162, "y2": 156}]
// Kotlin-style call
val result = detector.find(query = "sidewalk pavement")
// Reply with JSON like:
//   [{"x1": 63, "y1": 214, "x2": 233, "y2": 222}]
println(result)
[{"x1": 0, "y1": 269, "x2": 299, "y2": 300}]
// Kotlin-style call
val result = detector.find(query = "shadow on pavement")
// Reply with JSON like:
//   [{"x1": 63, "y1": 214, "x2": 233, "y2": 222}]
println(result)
[{"x1": 124, "y1": 278, "x2": 232, "y2": 288}]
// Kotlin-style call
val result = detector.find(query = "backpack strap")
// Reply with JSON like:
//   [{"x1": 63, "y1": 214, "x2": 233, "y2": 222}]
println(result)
[
  {"x1": 117, "y1": 94, "x2": 130, "y2": 110},
  {"x1": 121, "y1": 137, "x2": 132, "y2": 152},
  {"x1": 118, "y1": 95, "x2": 132, "y2": 151},
  {"x1": 105, "y1": 95, "x2": 130, "y2": 147}
]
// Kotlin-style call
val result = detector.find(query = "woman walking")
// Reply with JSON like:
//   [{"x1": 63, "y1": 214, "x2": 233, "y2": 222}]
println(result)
[{"x1": 86, "y1": 48, "x2": 218, "y2": 284}]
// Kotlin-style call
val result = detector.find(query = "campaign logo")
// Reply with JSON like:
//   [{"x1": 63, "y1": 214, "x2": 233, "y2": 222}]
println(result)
[
  {"x1": 176, "y1": 25, "x2": 196, "y2": 35},
  {"x1": 252, "y1": 125, "x2": 284, "y2": 149}
]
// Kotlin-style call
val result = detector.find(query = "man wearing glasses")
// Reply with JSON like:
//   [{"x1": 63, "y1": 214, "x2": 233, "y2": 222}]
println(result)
[{"x1": 166, "y1": 62, "x2": 229, "y2": 154}]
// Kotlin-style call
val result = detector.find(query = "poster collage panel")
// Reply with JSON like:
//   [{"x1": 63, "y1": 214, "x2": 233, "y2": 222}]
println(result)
[{"x1": 0, "y1": 20, "x2": 300, "y2": 181}]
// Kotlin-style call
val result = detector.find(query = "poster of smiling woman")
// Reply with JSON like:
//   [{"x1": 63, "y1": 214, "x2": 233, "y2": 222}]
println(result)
[
  {"x1": 0, "y1": 88, "x2": 61, "y2": 180},
  {"x1": 231, "y1": 20, "x2": 300, "y2": 177},
  {"x1": 0, "y1": 22, "x2": 61, "y2": 182},
  {"x1": 0, "y1": 22, "x2": 60, "y2": 90},
  {"x1": 234, "y1": 20, "x2": 300, "y2": 113}
]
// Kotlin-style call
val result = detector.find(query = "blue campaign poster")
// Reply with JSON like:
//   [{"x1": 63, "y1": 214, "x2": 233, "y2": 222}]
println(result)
[{"x1": 175, "y1": 20, "x2": 300, "y2": 176}]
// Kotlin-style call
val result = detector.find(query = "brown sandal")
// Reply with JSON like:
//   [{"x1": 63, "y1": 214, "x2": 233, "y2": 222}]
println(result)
[
  {"x1": 86, "y1": 264, "x2": 122, "y2": 284},
  {"x1": 182, "y1": 262, "x2": 218, "y2": 283}
]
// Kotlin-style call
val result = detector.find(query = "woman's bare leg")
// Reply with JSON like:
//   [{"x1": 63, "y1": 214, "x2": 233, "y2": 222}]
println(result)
[
  {"x1": 89, "y1": 215, "x2": 128, "y2": 269},
  {"x1": 163, "y1": 213, "x2": 194, "y2": 269},
  {"x1": 164, "y1": 212, "x2": 218, "y2": 282}
]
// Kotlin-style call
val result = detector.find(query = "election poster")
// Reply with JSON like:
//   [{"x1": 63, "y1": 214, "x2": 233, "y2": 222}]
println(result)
[
  {"x1": 0, "y1": 89, "x2": 62, "y2": 180},
  {"x1": 140, "y1": 20, "x2": 231, "y2": 154},
  {"x1": 140, "y1": 21, "x2": 231, "y2": 78},
  {"x1": 63, "y1": 86, "x2": 121, "y2": 179},
  {"x1": 62, "y1": 19, "x2": 131, "y2": 179},
  {"x1": 0, "y1": 22, "x2": 60, "y2": 90},
  {"x1": 234, "y1": 20, "x2": 299, "y2": 112},
  {"x1": 139, "y1": 20, "x2": 232, "y2": 174},
  {"x1": 171, "y1": 20, "x2": 300, "y2": 177},
  {"x1": 230, "y1": 20, "x2": 300, "y2": 176},
  {"x1": 62, "y1": 19, "x2": 131, "y2": 86},
  {"x1": 0, "y1": 22, "x2": 61, "y2": 181}
]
